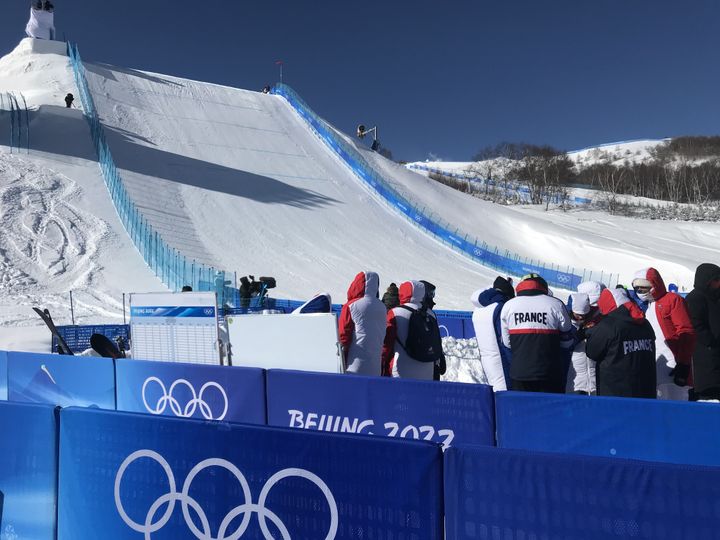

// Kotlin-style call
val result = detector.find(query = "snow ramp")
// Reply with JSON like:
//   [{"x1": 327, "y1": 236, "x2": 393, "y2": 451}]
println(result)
[{"x1": 76, "y1": 53, "x2": 503, "y2": 308}]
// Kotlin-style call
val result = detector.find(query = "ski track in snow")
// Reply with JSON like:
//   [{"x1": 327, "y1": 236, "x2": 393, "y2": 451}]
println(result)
[{"x1": 0, "y1": 154, "x2": 120, "y2": 325}]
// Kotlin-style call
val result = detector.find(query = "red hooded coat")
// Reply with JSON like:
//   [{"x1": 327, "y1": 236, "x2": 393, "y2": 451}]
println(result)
[{"x1": 634, "y1": 268, "x2": 696, "y2": 387}]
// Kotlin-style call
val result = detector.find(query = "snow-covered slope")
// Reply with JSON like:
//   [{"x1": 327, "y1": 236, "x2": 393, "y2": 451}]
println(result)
[
  {"x1": 80, "y1": 57, "x2": 498, "y2": 307},
  {"x1": 2, "y1": 38, "x2": 720, "y2": 344},
  {"x1": 0, "y1": 39, "x2": 163, "y2": 333}
]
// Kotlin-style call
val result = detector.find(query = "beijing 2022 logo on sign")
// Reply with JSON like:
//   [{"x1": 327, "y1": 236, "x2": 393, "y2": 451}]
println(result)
[
  {"x1": 114, "y1": 450, "x2": 339, "y2": 539},
  {"x1": 142, "y1": 377, "x2": 229, "y2": 421}
]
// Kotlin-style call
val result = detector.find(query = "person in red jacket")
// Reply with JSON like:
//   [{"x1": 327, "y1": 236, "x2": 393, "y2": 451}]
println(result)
[
  {"x1": 631, "y1": 267, "x2": 696, "y2": 400},
  {"x1": 338, "y1": 271, "x2": 387, "y2": 376}
]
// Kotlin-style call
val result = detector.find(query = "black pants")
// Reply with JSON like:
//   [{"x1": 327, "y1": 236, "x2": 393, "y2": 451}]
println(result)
[{"x1": 512, "y1": 378, "x2": 565, "y2": 394}]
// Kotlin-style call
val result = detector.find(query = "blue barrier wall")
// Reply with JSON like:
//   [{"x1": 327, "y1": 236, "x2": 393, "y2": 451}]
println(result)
[
  {"x1": 58, "y1": 407, "x2": 444, "y2": 539},
  {"x1": 445, "y1": 444, "x2": 720, "y2": 540},
  {"x1": 272, "y1": 83, "x2": 620, "y2": 290},
  {"x1": 0, "y1": 401, "x2": 57, "y2": 539},
  {"x1": 7, "y1": 351, "x2": 115, "y2": 409},
  {"x1": 496, "y1": 391, "x2": 720, "y2": 466},
  {"x1": 115, "y1": 358, "x2": 266, "y2": 424},
  {"x1": 267, "y1": 369, "x2": 495, "y2": 449},
  {"x1": 0, "y1": 350, "x2": 6, "y2": 400}
]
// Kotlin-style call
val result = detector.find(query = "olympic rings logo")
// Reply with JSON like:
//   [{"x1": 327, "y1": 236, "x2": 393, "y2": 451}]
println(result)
[
  {"x1": 142, "y1": 377, "x2": 229, "y2": 421},
  {"x1": 114, "y1": 450, "x2": 339, "y2": 539}
]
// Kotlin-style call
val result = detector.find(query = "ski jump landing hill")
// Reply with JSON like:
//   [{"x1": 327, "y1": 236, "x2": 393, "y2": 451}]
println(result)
[{"x1": 2, "y1": 38, "x2": 720, "y2": 329}]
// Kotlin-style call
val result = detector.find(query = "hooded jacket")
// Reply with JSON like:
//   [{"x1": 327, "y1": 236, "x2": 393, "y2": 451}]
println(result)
[
  {"x1": 338, "y1": 271, "x2": 387, "y2": 376},
  {"x1": 585, "y1": 288, "x2": 656, "y2": 398},
  {"x1": 566, "y1": 292, "x2": 600, "y2": 394},
  {"x1": 471, "y1": 287, "x2": 513, "y2": 391},
  {"x1": 685, "y1": 263, "x2": 720, "y2": 396},
  {"x1": 633, "y1": 268, "x2": 696, "y2": 391},
  {"x1": 382, "y1": 281, "x2": 435, "y2": 380},
  {"x1": 499, "y1": 277, "x2": 572, "y2": 383}
]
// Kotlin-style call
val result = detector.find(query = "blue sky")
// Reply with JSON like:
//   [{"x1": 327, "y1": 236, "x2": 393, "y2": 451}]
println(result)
[{"x1": 2, "y1": 0, "x2": 719, "y2": 161}]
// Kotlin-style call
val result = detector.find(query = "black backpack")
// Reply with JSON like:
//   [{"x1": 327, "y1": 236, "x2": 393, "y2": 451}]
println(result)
[{"x1": 397, "y1": 306, "x2": 444, "y2": 363}]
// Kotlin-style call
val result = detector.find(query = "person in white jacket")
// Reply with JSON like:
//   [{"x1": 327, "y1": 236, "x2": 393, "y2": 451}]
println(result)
[
  {"x1": 470, "y1": 276, "x2": 515, "y2": 391},
  {"x1": 565, "y1": 293, "x2": 598, "y2": 394},
  {"x1": 338, "y1": 271, "x2": 387, "y2": 376},
  {"x1": 382, "y1": 281, "x2": 436, "y2": 380}
]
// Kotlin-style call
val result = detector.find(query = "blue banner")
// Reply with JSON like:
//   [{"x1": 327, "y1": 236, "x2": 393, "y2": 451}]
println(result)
[
  {"x1": 266, "y1": 369, "x2": 495, "y2": 449},
  {"x1": 0, "y1": 401, "x2": 57, "y2": 539},
  {"x1": 7, "y1": 351, "x2": 115, "y2": 409},
  {"x1": 0, "y1": 350, "x2": 6, "y2": 400},
  {"x1": 130, "y1": 306, "x2": 216, "y2": 318},
  {"x1": 58, "y1": 407, "x2": 444, "y2": 539},
  {"x1": 496, "y1": 391, "x2": 720, "y2": 466},
  {"x1": 115, "y1": 359, "x2": 266, "y2": 424},
  {"x1": 445, "y1": 444, "x2": 718, "y2": 540}
]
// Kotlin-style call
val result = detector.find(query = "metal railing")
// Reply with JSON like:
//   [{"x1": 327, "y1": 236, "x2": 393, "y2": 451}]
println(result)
[{"x1": 67, "y1": 42, "x2": 233, "y2": 295}]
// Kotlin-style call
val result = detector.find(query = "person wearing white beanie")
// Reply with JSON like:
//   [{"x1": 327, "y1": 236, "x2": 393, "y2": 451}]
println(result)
[
  {"x1": 576, "y1": 281, "x2": 606, "y2": 307},
  {"x1": 565, "y1": 293, "x2": 599, "y2": 394}
]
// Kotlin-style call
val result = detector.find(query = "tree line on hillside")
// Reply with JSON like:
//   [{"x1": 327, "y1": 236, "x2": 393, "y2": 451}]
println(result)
[{"x1": 451, "y1": 137, "x2": 720, "y2": 213}]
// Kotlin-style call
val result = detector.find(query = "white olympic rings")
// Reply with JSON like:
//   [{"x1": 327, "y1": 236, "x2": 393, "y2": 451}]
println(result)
[
  {"x1": 114, "y1": 449, "x2": 338, "y2": 540},
  {"x1": 141, "y1": 377, "x2": 229, "y2": 421}
]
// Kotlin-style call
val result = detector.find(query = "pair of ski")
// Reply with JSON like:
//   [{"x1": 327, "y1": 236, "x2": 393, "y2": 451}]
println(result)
[{"x1": 32, "y1": 307, "x2": 122, "y2": 358}]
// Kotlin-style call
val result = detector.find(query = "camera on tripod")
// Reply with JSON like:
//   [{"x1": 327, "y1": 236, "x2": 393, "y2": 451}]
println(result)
[{"x1": 239, "y1": 275, "x2": 277, "y2": 299}]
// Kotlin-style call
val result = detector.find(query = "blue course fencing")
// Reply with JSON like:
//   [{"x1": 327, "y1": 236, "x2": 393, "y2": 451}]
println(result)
[
  {"x1": 67, "y1": 43, "x2": 234, "y2": 295},
  {"x1": 272, "y1": 83, "x2": 618, "y2": 290},
  {"x1": 1, "y1": 90, "x2": 30, "y2": 153},
  {"x1": 0, "y1": 402, "x2": 57, "y2": 540},
  {"x1": 3, "y1": 348, "x2": 720, "y2": 538},
  {"x1": 266, "y1": 369, "x2": 495, "y2": 449},
  {"x1": 445, "y1": 445, "x2": 719, "y2": 540},
  {"x1": 58, "y1": 407, "x2": 444, "y2": 540},
  {"x1": 496, "y1": 391, "x2": 720, "y2": 467}
]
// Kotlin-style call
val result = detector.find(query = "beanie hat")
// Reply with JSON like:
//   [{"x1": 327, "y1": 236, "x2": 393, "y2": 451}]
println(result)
[
  {"x1": 577, "y1": 281, "x2": 605, "y2": 306},
  {"x1": 516, "y1": 273, "x2": 548, "y2": 295},
  {"x1": 493, "y1": 276, "x2": 515, "y2": 299},
  {"x1": 597, "y1": 287, "x2": 630, "y2": 315},
  {"x1": 569, "y1": 293, "x2": 590, "y2": 315}
]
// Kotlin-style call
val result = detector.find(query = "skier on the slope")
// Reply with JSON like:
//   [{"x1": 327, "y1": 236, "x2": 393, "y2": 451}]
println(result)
[
  {"x1": 26, "y1": 0, "x2": 55, "y2": 40},
  {"x1": 470, "y1": 276, "x2": 514, "y2": 391},
  {"x1": 338, "y1": 271, "x2": 387, "y2": 376},
  {"x1": 64, "y1": 93, "x2": 74, "y2": 108}
]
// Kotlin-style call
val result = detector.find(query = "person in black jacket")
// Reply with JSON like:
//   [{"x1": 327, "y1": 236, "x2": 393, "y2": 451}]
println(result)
[
  {"x1": 420, "y1": 280, "x2": 447, "y2": 381},
  {"x1": 500, "y1": 274, "x2": 573, "y2": 393},
  {"x1": 585, "y1": 288, "x2": 656, "y2": 398},
  {"x1": 685, "y1": 263, "x2": 720, "y2": 401}
]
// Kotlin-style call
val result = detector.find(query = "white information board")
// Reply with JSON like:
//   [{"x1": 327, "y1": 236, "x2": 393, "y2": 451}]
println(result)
[
  {"x1": 129, "y1": 292, "x2": 220, "y2": 364},
  {"x1": 227, "y1": 313, "x2": 342, "y2": 373}
]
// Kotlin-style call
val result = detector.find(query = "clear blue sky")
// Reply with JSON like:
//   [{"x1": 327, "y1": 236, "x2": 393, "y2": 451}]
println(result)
[{"x1": 2, "y1": 0, "x2": 719, "y2": 161}]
